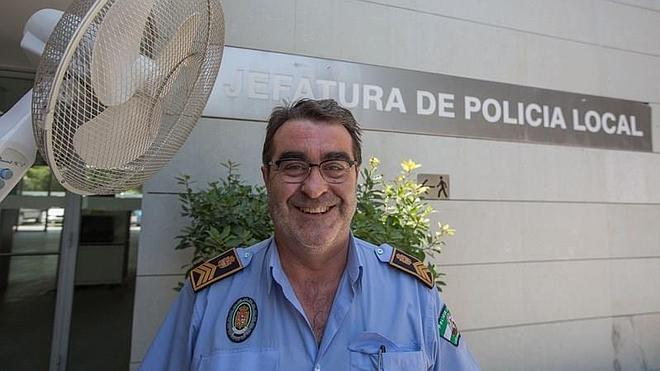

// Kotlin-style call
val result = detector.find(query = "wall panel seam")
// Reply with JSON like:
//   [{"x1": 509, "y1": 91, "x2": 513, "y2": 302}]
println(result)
[
  {"x1": 199, "y1": 115, "x2": 266, "y2": 123},
  {"x1": 438, "y1": 256, "x2": 660, "y2": 268},
  {"x1": 462, "y1": 310, "x2": 660, "y2": 332},
  {"x1": 191, "y1": 116, "x2": 660, "y2": 154},
  {"x1": 603, "y1": 0, "x2": 660, "y2": 12},
  {"x1": 145, "y1": 191, "x2": 660, "y2": 207},
  {"x1": 363, "y1": 128, "x2": 660, "y2": 153},
  {"x1": 352, "y1": 0, "x2": 660, "y2": 58},
  {"x1": 428, "y1": 199, "x2": 660, "y2": 206},
  {"x1": 138, "y1": 258, "x2": 660, "y2": 276}
]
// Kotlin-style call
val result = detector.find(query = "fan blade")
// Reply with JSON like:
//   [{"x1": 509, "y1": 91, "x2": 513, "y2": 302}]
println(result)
[
  {"x1": 143, "y1": 13, "x2": 202, "y2": 99},
  {"x1": 72, "y1": 95, "x2": 162, "y2": 169},
  {"x1": 157, "y1": 13, "x2": 201, "y2": 76},
  {"x1": 90, "y1": 0, "x2": 155, "y2": 107}
]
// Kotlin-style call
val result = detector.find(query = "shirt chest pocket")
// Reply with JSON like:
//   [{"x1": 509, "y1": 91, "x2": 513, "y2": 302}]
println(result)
[
  {"x1": 348, "y1": 332, "x2": 428, "y2": 371},
  {"x1": 196, "y1": 349, "x2": 279, "y2": 371}
]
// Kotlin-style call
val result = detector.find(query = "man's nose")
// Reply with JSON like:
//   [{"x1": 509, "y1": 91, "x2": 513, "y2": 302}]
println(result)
[{"x1": 300, "y1": 166, "x2": 329, "y2": 198}]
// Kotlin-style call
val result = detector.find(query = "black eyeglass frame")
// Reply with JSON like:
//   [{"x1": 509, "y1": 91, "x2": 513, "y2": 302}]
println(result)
[{"x1": 266, "y1": 158, "x2": 359, "y2": 184}]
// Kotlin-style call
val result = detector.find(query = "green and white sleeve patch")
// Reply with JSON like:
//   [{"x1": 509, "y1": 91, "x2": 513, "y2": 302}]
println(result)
[{"x1": 438, "y1": 305, "x2": 461, "y2": 347}]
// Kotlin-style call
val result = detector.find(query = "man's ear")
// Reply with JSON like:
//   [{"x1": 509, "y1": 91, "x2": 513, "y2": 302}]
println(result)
[{"x1": 261, "y1": 165, "x2": 270, "y2": 189}]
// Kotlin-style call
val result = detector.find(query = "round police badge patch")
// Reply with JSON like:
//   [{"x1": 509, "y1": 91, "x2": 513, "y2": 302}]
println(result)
[{"x1": 226, "y1": 297, "x2": 258, "y2": 343}]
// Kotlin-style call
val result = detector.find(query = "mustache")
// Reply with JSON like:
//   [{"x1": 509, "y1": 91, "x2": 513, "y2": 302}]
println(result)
[{"x1": 288, "y1": 195, "x2": 339, "y2": 208}]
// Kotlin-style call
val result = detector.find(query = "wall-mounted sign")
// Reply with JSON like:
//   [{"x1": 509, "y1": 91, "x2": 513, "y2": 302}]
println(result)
[
  {"x1": 417, "y1": 174, "x2": 450, "y2": 200},
  {"x1": 204, "y1": 47, "x2": 652, "y2": 152}
]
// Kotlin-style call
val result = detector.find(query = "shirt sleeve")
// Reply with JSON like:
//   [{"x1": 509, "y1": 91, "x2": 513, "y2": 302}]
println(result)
[
  {"x1": 139, "y1": 282, "x2": 201, "y2": 371},
  {"x1": 429, "y1": 290, "x2": 481, "y2": 371}
]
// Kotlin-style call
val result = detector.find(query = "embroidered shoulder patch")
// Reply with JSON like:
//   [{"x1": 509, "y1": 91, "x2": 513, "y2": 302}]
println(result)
[
  {"x1": 189, "y1": 248, "x2": 243, "y2": 292},
  {"x1": 438, "y1": 305, "x2": 461, "y2": 347},
  {"x1": 388, "y1": 248, "x2": 434, "y2": 288}
]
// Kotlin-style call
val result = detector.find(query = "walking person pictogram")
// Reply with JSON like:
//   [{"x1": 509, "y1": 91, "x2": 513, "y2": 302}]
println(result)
[{"x1": 436, "y1": 176, "x2": 448, "y2": 198}]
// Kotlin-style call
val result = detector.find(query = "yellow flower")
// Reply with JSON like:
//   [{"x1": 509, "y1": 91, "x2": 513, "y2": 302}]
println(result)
[
  {"x1": 369, "y1": 157, "x2": 380, "y2": 168},
  {"x1": 439, "y1": 223, "x2": 456, "y2": 236},
  {"x1": 401, "y1": 159, "x2": 421, "y2": 172}
]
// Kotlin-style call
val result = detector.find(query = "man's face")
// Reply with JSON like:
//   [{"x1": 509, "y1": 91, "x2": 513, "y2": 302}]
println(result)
[{"x1": 262, "y1": 119, "x2": 359, "y2": 254}]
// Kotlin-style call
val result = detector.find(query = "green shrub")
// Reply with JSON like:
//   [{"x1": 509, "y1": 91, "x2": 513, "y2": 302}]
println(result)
[
  {"x1": 352, "y1": 157, "x2": 454, "y2": 288},
  {"x1": 176, "y1": 158, "x2": 454, "y2": 289},
  {"x1": 175, "y1": 161, "x2": 271, "y2": 270}
]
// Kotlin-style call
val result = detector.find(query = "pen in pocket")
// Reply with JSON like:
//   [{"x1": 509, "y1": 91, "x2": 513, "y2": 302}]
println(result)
[{"x1": 377, "y1": 345, "x2": 386, "y2": 371}]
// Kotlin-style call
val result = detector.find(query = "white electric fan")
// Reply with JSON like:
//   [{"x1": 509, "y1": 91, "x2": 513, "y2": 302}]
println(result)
[
  {"x1": 0, "y1": 0, "x2": 225, "y2": 200},
  {"x1": 2, "y1": 1, "x2": 225, "y2": 369}
]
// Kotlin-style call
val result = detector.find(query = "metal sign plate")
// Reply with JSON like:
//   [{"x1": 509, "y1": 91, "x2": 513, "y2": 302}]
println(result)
[{"x1": 204, "y1": 47, "x2": 652, "y2": 152}]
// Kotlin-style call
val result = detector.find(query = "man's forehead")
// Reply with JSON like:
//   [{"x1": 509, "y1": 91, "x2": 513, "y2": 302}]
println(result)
[
  {"x1": 274, "y1": 118, "x2": 348, "y2": 136},
  {"x1": 270, "y1": 119, "x2": 353, "y2": 158}
]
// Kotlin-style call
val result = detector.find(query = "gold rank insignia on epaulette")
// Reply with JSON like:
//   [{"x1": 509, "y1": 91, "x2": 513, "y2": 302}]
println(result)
[
  {"x1": 189, "y1": 248, "x2": 244, "y2": 292},
  {"x1": 389, "y1": 248, "x2": 434, "y2": 288}
]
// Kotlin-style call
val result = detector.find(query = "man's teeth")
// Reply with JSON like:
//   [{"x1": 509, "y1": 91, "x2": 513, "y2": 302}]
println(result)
[{"x1": 299, "y1": 206, "x2": 331, "y2": 214}]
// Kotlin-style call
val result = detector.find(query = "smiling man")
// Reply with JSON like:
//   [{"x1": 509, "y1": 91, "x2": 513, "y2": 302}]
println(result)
[{"x1": 140, "y1": 99, "x2": 480, "y2": 370}]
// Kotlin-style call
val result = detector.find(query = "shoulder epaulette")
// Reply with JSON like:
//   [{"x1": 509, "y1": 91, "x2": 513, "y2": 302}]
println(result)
[
  {"x1": 189, "y1": 248, "x2": 244, "y2": 292},
  {"x1": 388, "y1": 248, "x2": 434, "y2": 288}
]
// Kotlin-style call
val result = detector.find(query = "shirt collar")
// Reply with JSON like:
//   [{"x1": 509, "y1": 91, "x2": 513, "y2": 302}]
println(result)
[
  {"x1": 267, "y1": 238, "x2": 283, "y2": 295},
  {"x1": 266, "y1": 233, "x2": 364, "y2": 294},
  {"x1": 346, "y1": 233, "x2": 364, "y2": 290}
]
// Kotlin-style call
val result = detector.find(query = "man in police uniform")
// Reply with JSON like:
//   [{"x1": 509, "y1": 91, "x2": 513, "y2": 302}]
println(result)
[{"x1": 140, "y1": 99, "x2": 480, "y2": 370}]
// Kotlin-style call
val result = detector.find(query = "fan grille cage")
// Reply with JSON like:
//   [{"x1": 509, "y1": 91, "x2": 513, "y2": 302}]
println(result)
[{"x1": 32, "y1": 0, "x2": 224, "y2": 194}]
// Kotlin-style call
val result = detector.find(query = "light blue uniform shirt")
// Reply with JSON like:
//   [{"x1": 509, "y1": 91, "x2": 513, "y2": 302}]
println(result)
[{"x1": 140, "y1": 236, "x2": 480, "y2": 370}]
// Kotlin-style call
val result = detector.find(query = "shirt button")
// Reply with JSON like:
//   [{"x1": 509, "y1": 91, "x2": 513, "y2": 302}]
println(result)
[
  {"x1": 376, "y1": 248, "x2": 384, "y2": 255},
  {"x1": 244, "y1": 252, "x2": 250, "y2": 258},
  {"x1": 314, "y1": 365, "x2": 321, "y2": 371}
]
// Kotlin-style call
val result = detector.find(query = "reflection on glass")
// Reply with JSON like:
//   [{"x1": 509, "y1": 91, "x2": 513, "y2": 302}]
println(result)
[
  {"x1": 67, "y1": 211, "x2": 139, "y2": 371},
  {"x1": 0, "y1": 229, "x2": 60, "y2": 370},
  {"x1": 0, "y1": 75, "x2": 33, "y2": 116},
  {"x1": 21, "y1": 165, "x2": 66, "y2": 196}
]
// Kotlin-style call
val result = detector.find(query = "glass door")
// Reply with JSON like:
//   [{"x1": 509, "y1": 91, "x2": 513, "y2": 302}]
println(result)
[
  {"x1": 0, "y1": 208, "x2": 61, "y2": 369},
  {"x1": 0, "y1": 70, "x2": 59, "y2": 369}
]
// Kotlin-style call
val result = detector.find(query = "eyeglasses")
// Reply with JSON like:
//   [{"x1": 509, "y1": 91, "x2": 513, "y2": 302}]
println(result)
[{"x1": 267, "y1": 158, "x2": 358, "y2": 184}]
